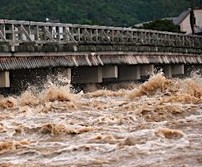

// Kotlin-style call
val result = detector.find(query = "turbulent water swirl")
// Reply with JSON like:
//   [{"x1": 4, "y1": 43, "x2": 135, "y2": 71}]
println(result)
[{"x1": 0, "y1": 73, "x2": 201, "y2": 167}]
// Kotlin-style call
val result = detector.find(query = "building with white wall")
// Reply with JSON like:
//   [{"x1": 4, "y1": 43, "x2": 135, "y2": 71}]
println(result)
[
  {"x1": 135, "y1": 8, "x2": 202, "y2": 35},
  {"x1": 173, "y1": 8, "x2": 202, "y2": 34}
]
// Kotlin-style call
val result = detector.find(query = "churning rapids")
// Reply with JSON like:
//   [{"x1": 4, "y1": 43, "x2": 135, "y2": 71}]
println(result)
[{"x1": 0, "y1": 73, "x2": 202, "y2": 167}]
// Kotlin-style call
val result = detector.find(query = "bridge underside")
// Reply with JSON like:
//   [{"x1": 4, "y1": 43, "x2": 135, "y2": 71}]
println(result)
[
  {"x1": 0, "y1": 51, "x2": 199, "y2": 90},
  {"x1": 0, "y1": 52, "x2": 201, "y2": 70}
]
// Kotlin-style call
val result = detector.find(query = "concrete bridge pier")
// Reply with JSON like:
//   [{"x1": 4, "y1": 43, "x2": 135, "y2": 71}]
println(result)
[
  {"x1": 71, "y1": 66, "x2": 102, "y2": 84},
  {"x1": 52, "y1": 68, "x2": 72, "y2": 82},
  {"x1": 163, "y1": 65, "x2": 172, "y2": 78},
  {"x1": 140, "y1": 64, "x2": 154, "y2": 79},
  {"x1": 172, "y1": 64, "x2": 185, "y2": 76},
  {"x1": 141, "y1": 64, "x2": 154, "y2": 76},
  {"x1": 102, "y1": 66, "x2": 118, "y2": 79},
  {"x1": 184, "y1": 64, "x2": 202, "y2": 77},
  {"x1": 118, "y1": 65, "x2": 140, "y2": 81},
  {"x1": 157, "y1": 64, "x2": 184, "y2": 78},
  {"x1": 0, "y1": 71, "x2": 10, "y2": 88}
]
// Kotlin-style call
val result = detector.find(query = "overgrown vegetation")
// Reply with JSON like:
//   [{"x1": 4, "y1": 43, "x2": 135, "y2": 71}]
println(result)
[
  {"x1": 0, "y1": 0, "x2": 200, "y2": 26},
  {"x1": 137, "y1": 19, "x2": 181, "y2": 33}
]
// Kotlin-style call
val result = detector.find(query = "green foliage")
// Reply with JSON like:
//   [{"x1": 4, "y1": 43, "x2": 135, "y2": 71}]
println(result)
[
  {"x1": 140, "y1": 19, "x2": 181, "y2": 33},
  {"x1": 0, "y1": 0, "x2": 193, "y2": 26}
]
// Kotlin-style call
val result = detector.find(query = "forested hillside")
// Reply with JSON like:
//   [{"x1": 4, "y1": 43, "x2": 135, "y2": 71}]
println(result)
[{"x1": 0, "y1": 0, "x2": 200, "y2": 26}]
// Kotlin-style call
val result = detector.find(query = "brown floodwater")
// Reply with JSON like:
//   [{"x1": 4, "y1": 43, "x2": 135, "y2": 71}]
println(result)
[{"x1": 0, "y1": 73, "x2": 202, "y2": 167}]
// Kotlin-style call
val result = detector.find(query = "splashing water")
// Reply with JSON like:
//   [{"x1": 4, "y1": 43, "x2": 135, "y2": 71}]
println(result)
[{"x1": 0, "y1": 73, "x2": 202, "y2": 166}]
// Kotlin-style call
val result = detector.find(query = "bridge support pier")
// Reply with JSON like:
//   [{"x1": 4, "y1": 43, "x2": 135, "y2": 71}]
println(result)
[
  {"x1": 0, "y1": 71, "x2": 10, "y2": 87},
  {"x1": 53, "y1": 68, "x2": 72, "y2": 82},
  {"x1": 71, "y1": 67, "x2": 102, "y2": 84},
  {"x1": 102, "y1": 66, "x2": 118, "y2": 79},
  {"x1": 140, "y1": 64, "x2": 154, "y2": 78},
  {"x1": 163, "y1": 65, "x2": 172, "y2": 78},
  {"x1": 118, "y1": 65, "x2": 140, "y2": 81},
  {"x1": 172, "y1": 64, "x2": 185, "y2": 76},
  {"x1": 184, "y1": 64, "x2": 202, "y2": 76}
]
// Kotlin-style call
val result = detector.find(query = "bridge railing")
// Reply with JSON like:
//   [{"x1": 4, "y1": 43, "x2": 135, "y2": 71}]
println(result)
[{"x1": 0, "y1": 19, "x2": 202, "y2": 52}]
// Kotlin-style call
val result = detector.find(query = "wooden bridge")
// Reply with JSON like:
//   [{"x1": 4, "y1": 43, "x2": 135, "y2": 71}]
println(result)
[{"x1": 0, "y1": 19, "x2": 202, "y2": 89}]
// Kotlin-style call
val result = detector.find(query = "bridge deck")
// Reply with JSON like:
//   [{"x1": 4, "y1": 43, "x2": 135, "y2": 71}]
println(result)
[
  {"x1": 0, "y1": 19, "x2": 202, "y2": 54},
  {"x1": 0, "y1": 19, "x2": 201, "y2": 72}
]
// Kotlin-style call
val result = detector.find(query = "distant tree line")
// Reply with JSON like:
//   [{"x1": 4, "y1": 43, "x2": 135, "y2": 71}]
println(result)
[{"x1": 0, "y1": 0, "x2": 199, "y2": 27}]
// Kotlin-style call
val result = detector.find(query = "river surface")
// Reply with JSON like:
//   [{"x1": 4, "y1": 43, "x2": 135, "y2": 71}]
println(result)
[{"x1": 0, "y1": 73, "x2": 202, "y2": 167}]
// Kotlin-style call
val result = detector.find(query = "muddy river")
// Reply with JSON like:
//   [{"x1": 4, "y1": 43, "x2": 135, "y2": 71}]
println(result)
[{"x1": 0, "y1": 73, "x2": 201, "y2": 166}]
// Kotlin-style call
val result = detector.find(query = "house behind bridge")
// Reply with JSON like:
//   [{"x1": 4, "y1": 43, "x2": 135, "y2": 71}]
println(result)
[
  {"x1": 135, "y1": 8, "x2": 202, "y2": 35},
  {"x1": 173, "y1": 8, "x2": 202, "y2": 34}
]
